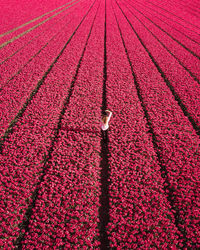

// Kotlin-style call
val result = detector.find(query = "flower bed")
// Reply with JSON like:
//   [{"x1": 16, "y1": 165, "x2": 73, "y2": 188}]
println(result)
[
  {"x1": 120, "y1": 0, "x2": 200, "y2": 125},
  {"x1": 0, "y1": 0, "x2": 74, "y2": 35},
  {"x1": 113, "y1": 0, "x2": 200, "y2": 247},
  {"x1": 0, "y1": 0, "x2": 81, "y2": 63},
  {"x1": 106, "y1": 0, "x2": 180, "y2": 247},
  {"x1": 15, "y1": 1, "x2": 104, "y2": 247},
  {"x1": 0, "y1": 0, "x2": 199, "y2": 248},
  {"x1": 0, "y1": 1, "x2": 99, "y2": 247},
  {"x1": 0, "y1": 0, "x2": 91, "y2": 137}
]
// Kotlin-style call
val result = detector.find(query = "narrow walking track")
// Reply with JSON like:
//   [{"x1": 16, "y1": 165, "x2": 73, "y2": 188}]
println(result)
[
  {"x1": 0, "y1": 0, "x2": 199, "y2": 248},
  {"x1": 99, "y1": 1, "x2": 110, "y2": 248}
]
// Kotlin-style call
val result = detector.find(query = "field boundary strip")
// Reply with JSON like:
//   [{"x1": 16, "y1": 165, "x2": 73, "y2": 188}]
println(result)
[
  {"x1": 0, "y1": 0, "x2": 81, "y2": 49},
  {"x1": 0, "y1": 1, "x2": 86, "y2": 91},
  {"x1": 115, "y1": 0, "x2": 200, "y2": 138},
  {"x1": 112, "y1": 2, "x2": 188, "y2": 246},
  {"x1": 148, "y1": 0, "x2": 200, "y2": 31},
  {"x1": 13, "y1": 2, "x2": 100, "y2": 247},
  {"x1": 124, "y1": 0, "x2": 200, "y2": 61},
  {"x1": 121, "y1": 0, "x2": 200, "y2": 84},
  {"x1": 0, "y1": 0, "x2": 77, "y2": 38},
  {"x1": 99, "y1": 0, "x2": 110, "y2": 248},
  {"x1": 129, "y1": 0, "x2": 200, "y2": 45},
  {"x1": 0, "y1": 0, "x2": 86, "y2": 65},
  {"x1": 0, "y1": 0, "x2": 97, "y2": 154}
]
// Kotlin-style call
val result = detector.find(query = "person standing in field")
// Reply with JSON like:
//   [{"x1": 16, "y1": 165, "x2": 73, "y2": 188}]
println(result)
[{"x1": 101, "y1": 109, "x2": 112, "y2": 131}]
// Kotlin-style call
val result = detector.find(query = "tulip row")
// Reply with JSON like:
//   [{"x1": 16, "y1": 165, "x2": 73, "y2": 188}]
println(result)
[
  {"x1": 0, "y1": 0, "x2": 75, "y2": 39},
  {"x1": 141, "y1": 6, "x2": 200, "y2": 58},
  {"x1": 0, "y1": 0, "x2": 85, "y2": 85},
  {"x1": 0, "y1": 0, "x2": 82, "y2": 63},
  {"x1": 125, "y1": 0, "x2": 200, "y2": 81},
  {"x1": 21, "y1": 2, "x2": 104, "y2": 245},
  {"x1": 106, "y1": 0, "x2": 181, "y2": 248},
  {"x1": 120, "y1": 1, "x2": 200, "y2": 128},
  {"x1": 0, "y1": 0, "x2": 99, "y2": 247},
  {"x1": 0, "y1": 0, "x2": 90, "y2": 137},
  {"x1": 146, "y1": 0, "x2": 200, "y2": 34},
  {"x1": 112, "y1": 0, "x2": 200, "y2": 247},
  {"x1": 130, "y1": 0, "x2": 200, "y2": 45}
]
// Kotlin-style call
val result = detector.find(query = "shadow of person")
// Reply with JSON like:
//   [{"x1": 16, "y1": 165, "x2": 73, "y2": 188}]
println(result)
[{"x1": 60, "y1": 126, "x2": 100, "y2": 135}]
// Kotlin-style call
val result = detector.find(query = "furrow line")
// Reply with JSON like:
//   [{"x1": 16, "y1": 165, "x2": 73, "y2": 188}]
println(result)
[
  {"x1": 0, "y1": 0, "x2": 96, "y2": 153},
  {"x1": 122, "y1": 1, "x2": 200, "y2": 84},
  {"x1": 113, "y1": 4, "x2": 188, "y2": 246},
  {"x1": 0, "y1": 0, "x2": 83, "y2": 65},
  {"x1": 99, "y1": 0, "x2": 110, "y2": 248},
  {"x1": 14, "y1": 1, "x2": 99, "y2": 248},
  {"x1": 135, "y1": 0, "x2": 200, "y2": 38},
  {"x1": 149, "y1": 0, "x2": 200, "y2": 31},
  {"x1": 0, "y1": 5, "x2": 79, "y2": 91},
  {"x1": 183, "y1": 0, "x2": 200, "y2": 11},
  {"x1": 169, "y1": 0, "x2": 199, "y2": 14},
  {"x1": 126, "y1": 1, "x2": 200, "y2": 60},
  {"x1": 123, "y1": 0, "x2": 200, "y2": 84},
  {"x1": 0, "y1": 0, "x2": 81, "y2": 49},
  {"x1": 116, "y1": 0, "x2": 200, "y2": 138},
  {"x1": 0, "y1": 0, "x2": 77, "y2": 38},
  {"x1": 130, "y1": 0, "x2": 200, "y2": 45}
]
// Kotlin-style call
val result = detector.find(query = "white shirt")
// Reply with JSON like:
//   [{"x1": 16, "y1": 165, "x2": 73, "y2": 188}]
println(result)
[
  {"x1": 101, "y1": 123, "x2": 109, "y2": 131},
  {"x1": 101, "y1": 111, "x2": 112, "y2": 131}
]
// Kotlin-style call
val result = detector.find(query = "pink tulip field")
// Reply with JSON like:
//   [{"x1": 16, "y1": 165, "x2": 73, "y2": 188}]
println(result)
[{"x1": 0, "y1": 0, "x2": 199, "y2": 248}]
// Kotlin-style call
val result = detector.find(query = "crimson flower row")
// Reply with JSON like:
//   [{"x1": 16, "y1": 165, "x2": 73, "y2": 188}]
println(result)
[
  {"x1": 0, "y1": 0, "x2": 86, "y2": 84},
  {"x1": 20, "y1": 2, "x2": 104, "y2": 247},
  {"x1": 127, "y1": 0, "x2": 200, "y2": 57},
  {"x1": 0, "y1": 1, "x2": 99, "y2": 247},
  {"x1": 126, "y1": 0, "x2": 200, "y2": 80},
  {"x1": 0, "y1": 0, "x2": 76, "y2": 43},
  {"x1": 129, "y1": 0, "x2": 200, "y2": 44},
  {"x1": 120, "y1": 1, "x2": 200, "y2": 127},
  {"x1": 113, "y1": 1, "x2": 200, "y2": 247},
  {"x1": 145, "y1": 0, "x2": 200, "y2": 33},
  {"x1": 106, "y1": 1, "x2": 180, "y2": 248},
  {"x1": 0, "y1": 0, "x2": 82, "y2": 63},
  {"x1": 0, "y1": 1, "x2": 91, "y2": 137}
]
